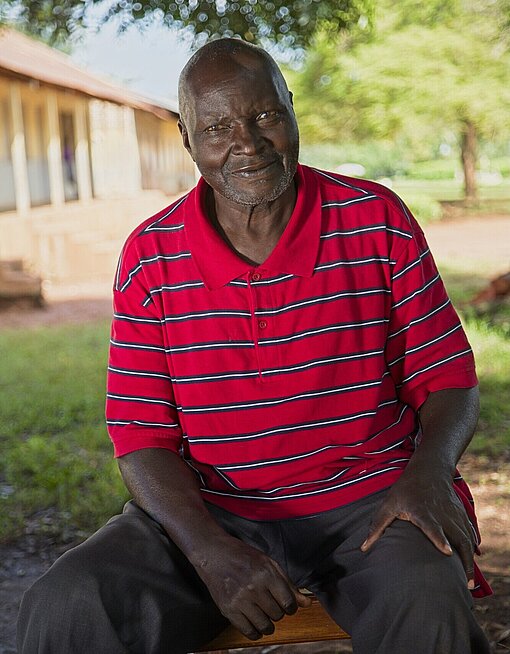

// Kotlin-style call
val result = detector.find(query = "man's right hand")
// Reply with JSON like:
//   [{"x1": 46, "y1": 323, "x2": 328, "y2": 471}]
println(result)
[{"x1": 193, "y1": 535, "x2": 311, "y2": 640}]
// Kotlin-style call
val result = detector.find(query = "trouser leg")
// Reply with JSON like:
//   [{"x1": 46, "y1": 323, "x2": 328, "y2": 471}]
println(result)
[
  {"x1": 17, "y1": 501, "x2": 228, "y2": 654},
  {"x1": 285, "y1": 493, "x2": 490, "y2": 654}
]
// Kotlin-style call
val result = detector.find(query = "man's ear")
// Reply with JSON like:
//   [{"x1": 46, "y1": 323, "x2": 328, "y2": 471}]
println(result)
[{"x1": 178, "y1": 119, "x2": 194, "y2": 160}]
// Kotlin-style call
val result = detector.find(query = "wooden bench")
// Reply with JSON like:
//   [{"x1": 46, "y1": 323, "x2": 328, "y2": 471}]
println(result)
[
  {"x1": 0, "y1": 259, "x2": 43, "y2": 306},
  {"x1": 198, "y1": 594, "x2": 349, "y2": 652}
]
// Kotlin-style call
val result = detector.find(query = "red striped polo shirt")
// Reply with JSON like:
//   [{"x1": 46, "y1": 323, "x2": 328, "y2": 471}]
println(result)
[{"x1": 106, "y1": 164, "x2": 488, "y2": 570}]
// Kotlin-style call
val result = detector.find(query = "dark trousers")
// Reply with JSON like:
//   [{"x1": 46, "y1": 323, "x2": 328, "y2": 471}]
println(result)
[{"x1": 17, "y1": 490, "x2": 490, "y2": 654}]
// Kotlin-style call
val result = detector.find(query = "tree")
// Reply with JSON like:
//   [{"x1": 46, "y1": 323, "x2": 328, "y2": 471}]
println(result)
[
  {"x1": 0, "y1": 0, "x2": 373, "y2": 48},
  {"x1": 289, "y1": 1, "x2": 510, "y2": 202}
]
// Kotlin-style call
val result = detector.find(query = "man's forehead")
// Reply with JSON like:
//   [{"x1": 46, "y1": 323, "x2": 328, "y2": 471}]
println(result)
[{"x1": 187, "y1": 49, "x2": 271, "y2": 87}]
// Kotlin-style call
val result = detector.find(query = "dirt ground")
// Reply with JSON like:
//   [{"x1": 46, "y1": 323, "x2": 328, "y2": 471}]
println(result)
[{"x1": 0, "y1": 214, "x2": 509, "y2": 653}]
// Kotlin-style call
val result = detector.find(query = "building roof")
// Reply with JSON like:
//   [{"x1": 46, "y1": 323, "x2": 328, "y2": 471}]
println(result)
[{"x1": 0, "y1": 27, "x2": 179, "y2": 119}]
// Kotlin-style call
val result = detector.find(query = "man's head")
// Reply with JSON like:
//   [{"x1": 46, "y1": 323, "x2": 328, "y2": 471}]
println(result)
[{"x1": 178, "y1": 39, "x2": 299, "y2": 207}]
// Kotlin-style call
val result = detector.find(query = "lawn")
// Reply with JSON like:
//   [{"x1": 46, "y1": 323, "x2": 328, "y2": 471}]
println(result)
[
  {"x1": 0, "y1": 321, "x2": 129, "y2": 542},
  {"x1": 0, "y1": 285, "x2": 508, "y2": 543}
]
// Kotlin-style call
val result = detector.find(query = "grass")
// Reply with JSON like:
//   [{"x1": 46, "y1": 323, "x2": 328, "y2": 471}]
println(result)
[
  {"x1": 393, "y1": 179, "x2": 510, "y2": 213},
  {"x1": 437, "y1": 264, "x2": 510, "y2": 456},
  {"x1": 0, "y1": 321, "x2": 129, "y2": 543},
  {"x1": 0, "y1": 265, "x2": 508, "y2": 543}
]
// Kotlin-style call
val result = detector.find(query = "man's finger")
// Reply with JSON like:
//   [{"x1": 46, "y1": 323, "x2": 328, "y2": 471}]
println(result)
[
  {"x1": 269, "y1": 562, "x2": 310, "y2": 614},
  {"x1": 361, "y1": 511, "x2": 394, "y2": 551},
  {"x1": 295, "y1": 589, "x2": 313, "y2": 608},
  {"x1": 230, "y1": 614, "x2": 263, "y2": 641},
  {"x1": 455, "y1": 535, "x2": 475, "y2": 588},
  {"x1": 408, "y1": 514, "x2": 453, "y2": 556},
  {"x1": 243, "y1": 605, "x2": 276, "y2": 637}
]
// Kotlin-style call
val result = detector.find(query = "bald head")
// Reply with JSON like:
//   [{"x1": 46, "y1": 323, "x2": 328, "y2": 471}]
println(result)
[{"x1": 178, "y1": 39, "x2": 291, "y2": 130}]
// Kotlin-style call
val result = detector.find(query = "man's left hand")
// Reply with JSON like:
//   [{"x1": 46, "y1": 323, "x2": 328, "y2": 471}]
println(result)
[{"x1": 361, "y1": 469, "x2": 476, "y2": 589}]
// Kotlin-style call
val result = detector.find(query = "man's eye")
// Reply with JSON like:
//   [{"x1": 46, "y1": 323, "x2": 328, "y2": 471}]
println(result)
[
  {"x1": 256, "y1": 111, "x2": 280, "y2": 122},
  {"x1": 204, "y1": 124, "x2": 227, "y2": 133}
]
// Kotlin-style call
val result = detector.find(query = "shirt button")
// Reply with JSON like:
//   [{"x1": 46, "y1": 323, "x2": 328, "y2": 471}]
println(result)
[
  {"x1": 251, "y1": 272, "x2": 261, "y2": 282},
  {"x1": 258, "y1": 319, "x2": 268, "y2": 330}
]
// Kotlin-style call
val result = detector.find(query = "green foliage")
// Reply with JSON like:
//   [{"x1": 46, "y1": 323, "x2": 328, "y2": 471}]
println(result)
[
  {"x1": 0, "y1": 322, "x2": 129, "y2": 542},
  {"x1": 406, "y1": 159, "x2": 458, "y2": 181},
  {"x1": 436, "y1": 267, "x2": 510, "y2": 456},
  {"x1": 398, "y1": 193, "x2": 442, "y2": 224},
  {"x1": 464, "y1": 319, "x2": 510, "y2": 455},
  {"x1": 1, "y1": 0, "x2": 374, "y2": 48},
  {"x1": 290, "y1": 0, "x2": 510, "y2": 200},
  {"x1": 299, "y1": 141, "x2": 408, "y2": 178},
  {"x1": 491, "y1": 157, "x2": 510, "y2": 177}
]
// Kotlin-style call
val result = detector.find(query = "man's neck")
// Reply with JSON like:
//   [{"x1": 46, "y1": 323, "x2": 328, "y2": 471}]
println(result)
[{"x1": 206, "y1": 183, "x2": 297, "y2": 266}]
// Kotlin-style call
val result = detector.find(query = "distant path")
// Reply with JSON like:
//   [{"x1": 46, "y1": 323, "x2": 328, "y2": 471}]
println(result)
[{"x1": 424, "y1": 214, "x2": 510, "y2": 277}]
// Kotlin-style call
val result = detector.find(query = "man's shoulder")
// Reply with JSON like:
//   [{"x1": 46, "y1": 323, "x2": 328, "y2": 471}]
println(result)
[
  {"x1": 306, "y1": 165, "x2": 421, "y2": 234},
  {"x1": 308, "y1": 165, "x2": 405, "y2": 207},
  {"x1": 120, "y1": 189, "x2": 194, "y2": 254}
]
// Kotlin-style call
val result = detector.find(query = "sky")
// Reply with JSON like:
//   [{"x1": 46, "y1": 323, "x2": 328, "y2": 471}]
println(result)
[{"x1": 71, "y1": 21, "x2": 193, "y2": 103}]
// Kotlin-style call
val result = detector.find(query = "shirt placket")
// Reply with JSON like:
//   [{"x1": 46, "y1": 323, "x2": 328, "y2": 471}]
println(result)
[{"x1": 246, "y1": 271, "x2": 268, "y2": 382}]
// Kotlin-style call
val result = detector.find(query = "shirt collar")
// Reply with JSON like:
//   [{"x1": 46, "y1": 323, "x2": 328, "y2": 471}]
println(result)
[{"x1": 185, "y1": 164, "x2": 322, "y2": 290}]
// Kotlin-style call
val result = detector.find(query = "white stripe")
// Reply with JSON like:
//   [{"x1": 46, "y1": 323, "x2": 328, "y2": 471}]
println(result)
[
  {"x1": 114, "y1": 313, "x2": 161, "y2": 324},
  {"x1": 202, "y1": 465, "x2": 402, "y2": 501},
  {"x1": 181, "y1": 380, "x2": 381, "y2": 413},
  {"x1": 143, "y1": 196, "x2": 187, "y2": 232},
  {"x1": 163, "y1": 310, "x2": 251, "y2": 322},
  {"x1": 388, "y1": 324, "x2": 462, "y2": 367},
  {"x1": 218, "y1": 444, "x2": 345, "y2": 471},
  {"x1": 108, "y1": 366, "x2": 172, "y2": 380},
  {"x1": 173, "y1": 350, "x2": 384, "y2": 384},
  {"x1": 110, "y1": 339, "x2": 168, "y2": 353},
  {"x1": 387, "y1": 300, "x2": 450, "y2": 339},
  {"x1": 260, "y1": 319, "x2": 389, "y2": 346},
  {"x1": 399, "y1": 349, "x2": 472, "y2": 386},
  {"x1": 321, "y1": 225, "x2": 387, "y2": 239},
  {"x1": 106, "y1": 419, "x2": 179, "y2": 428},
  {"x1": 386, "y1": 227, "x2": 413, "y2": 238},
  {"x1": 119, "y1": 252, "x2": 191, "y2": 293},
  {"x1": 314, "y1": 168, "x2": 371, "y2": 194},
  {"x1": 217, "y1": 467, "x2": 351, "y2": 495},
  {"x1": 321, "y1": 194, "x2": 377, "y2": 208},
  {"x1": 169, "y1": 340, "x2": 253, "y2": 353},
  {"x1": 107, "y1": 392, "x2": 176, "y2": 408},
  {"x1": 391, "y1": 248, "x2": 430, "y2": 281},
  {"x1": 143, "y1": 280, "x2": 204, "y2": 305},
  {"x1": 315, "y1": 256, "x2": 392, "y2": 273},
  {"x1": 392, "y1": 273, "x2": 440, "y2": 309},
  {"x1": 365, "y1": 438, "x2": 407, "y2": 455},
  {"x1": 188, "y1": 410, "x2": 378, "y2": 444},
  {"x1": 256, "y1": 288, "x2": 390, "y2": 316}
]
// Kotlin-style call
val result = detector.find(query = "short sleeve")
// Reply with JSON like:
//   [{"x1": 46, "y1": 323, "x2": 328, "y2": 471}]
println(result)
[
  {"x1": 106, "y1": 239, "x2": 183, "y2": 457},
  {"x1": 385, "y1": 227, "x2": 477, "y2": 410}
]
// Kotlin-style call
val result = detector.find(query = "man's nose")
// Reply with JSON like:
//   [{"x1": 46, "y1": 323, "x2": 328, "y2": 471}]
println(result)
[{"x1": 231, "y1": 122, "x2": 265, "y2": 155}]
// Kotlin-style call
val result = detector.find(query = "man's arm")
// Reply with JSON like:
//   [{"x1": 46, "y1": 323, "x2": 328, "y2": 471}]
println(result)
[
  {"x1": 361, "y1": 386, "x2": 480, "y2": 588},
  {"x1": 118, "y1": 449, "x2": 311, "y2": 640}
]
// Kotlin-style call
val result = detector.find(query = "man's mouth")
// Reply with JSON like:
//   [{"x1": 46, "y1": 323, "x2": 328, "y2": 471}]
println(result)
[{"x1": 230, "y1": 160, "x2": 278, "y2": 178}]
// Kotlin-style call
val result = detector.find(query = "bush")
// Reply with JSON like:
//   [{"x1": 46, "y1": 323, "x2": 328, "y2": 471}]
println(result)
[
  {"x1": 405, "y1": 159, "x2": 458, "y2": 180},
  {"x1": 491, "y1": 156, "x2": 510, "y2": 177},
  {"x1": 397, "y1": 192, "x2": 443, "y2": 224},
  {"x1": 300, "y1": 141, "x2": 409, "y2": 179}
]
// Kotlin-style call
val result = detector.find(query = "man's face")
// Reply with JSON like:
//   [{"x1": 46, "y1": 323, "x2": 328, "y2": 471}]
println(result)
[{"x1": 180, "y1": 55, "x2": 299, "y2": 206}]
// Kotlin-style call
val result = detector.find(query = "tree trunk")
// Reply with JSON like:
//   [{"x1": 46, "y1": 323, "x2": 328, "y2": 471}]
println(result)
[{"x1": 461, "y1": 120, "x2": 478, "y2": 203}]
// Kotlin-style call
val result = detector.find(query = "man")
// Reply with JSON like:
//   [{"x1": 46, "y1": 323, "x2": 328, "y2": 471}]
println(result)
[{"x1": 18, "y1": 38, "x2": 491, "y2": 654}]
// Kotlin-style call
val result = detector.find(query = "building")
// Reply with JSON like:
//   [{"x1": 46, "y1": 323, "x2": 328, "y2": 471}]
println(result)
[{"x1": 0, "y1": 27, "x2": 195, "y2": 292}]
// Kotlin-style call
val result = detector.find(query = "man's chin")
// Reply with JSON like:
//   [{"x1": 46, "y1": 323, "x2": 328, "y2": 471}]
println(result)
[{"x1": 221, "y1": 174, "x2": 296, "y2": 207}]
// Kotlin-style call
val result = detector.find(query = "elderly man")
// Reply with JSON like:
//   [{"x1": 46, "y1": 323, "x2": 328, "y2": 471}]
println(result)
[{"x1": 18, "y1": 39, "x2": 491, "y2": 654}]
